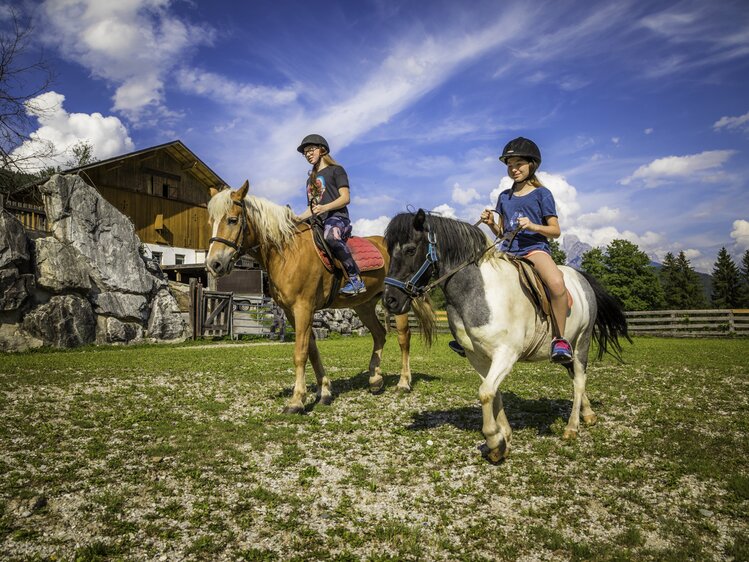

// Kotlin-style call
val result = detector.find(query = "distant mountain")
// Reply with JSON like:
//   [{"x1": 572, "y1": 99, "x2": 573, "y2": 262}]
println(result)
[{"x1": 562, "y1": 234, "x2": 592, "y2": 269}]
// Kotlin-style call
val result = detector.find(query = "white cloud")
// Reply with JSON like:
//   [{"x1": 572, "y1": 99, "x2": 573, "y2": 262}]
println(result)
[
  {"x1": 611, "y1": 137, "x2": 620, "y2": 145},
  {"x1": 731, "y1": 219, "x2": 749, "y2": 250},
  {"x1": 10, "y1": 91, "x2": 134, "y2": 172},
  {"x1": 451, "y1": 183, "x2": 481, "y2": 205},
  {"x1": 714, "y1": 110, "x2": 749, "y2": 133},
  {"x1": 576, "y1": 206, "x2": 621, "y2": 228},
  {"x1": 40, "y1": 0, "x2": 215, "y2": 121},
  {"x1": 644, "y1": 128, "x2": 654, "y2": 134},
  {"x1": 431, "y1": 204, "x2": 457, "y2": 219},
  {"x1": 352, "y1": 216, "x2": 390, "y2": 237},
  {"x1": 176, "y1": 68, "x2": 297, "y2": 108},
  {"x1": 620, "y1": 150, "x2": 737, "y2": 187}
]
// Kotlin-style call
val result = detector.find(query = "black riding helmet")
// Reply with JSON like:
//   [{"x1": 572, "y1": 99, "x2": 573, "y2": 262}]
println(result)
[
  {"x1": 297, "y1": 134, "x2": 330, "y2": 155},
  {"x1": 499, "y1": 137, "x2": 542, "y2": 165}
]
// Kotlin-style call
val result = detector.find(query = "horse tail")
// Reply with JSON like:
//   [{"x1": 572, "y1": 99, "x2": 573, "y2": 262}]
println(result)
[
  {"x1": 579, "y1": 270, "x2": 632, "y2": 361},
  {"x1": 411, "y1": 295, "x2": 436, "y2": 348}
]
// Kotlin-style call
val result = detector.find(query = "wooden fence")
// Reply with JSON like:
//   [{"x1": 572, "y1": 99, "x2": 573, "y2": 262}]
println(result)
[
  {"x1": 381, "y1": 308, "x2": 749, "y2": 338},
  {"x1": 624, "y1": 309, "x2": 749, "y2": 337}
]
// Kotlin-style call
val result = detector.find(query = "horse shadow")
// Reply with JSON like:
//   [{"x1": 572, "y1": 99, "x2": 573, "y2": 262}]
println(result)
[
  {"x1": 406, "y1": 391, "x2": 595, "y2": 436},
  {"x1": 273, "y1": 371, "x2": 440, "y2": 405}
]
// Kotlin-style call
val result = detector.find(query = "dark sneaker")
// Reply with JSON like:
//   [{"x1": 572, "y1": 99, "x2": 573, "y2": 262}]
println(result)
[
  {"x1": 550, "y1": 337, "x2": 573, "y2": 364},
  {"x1": 448, "y1": 340, "x2": 466, "y2": 357},
  {"x1": 340, "y1": 276, "x2": 366, "y2": 296}
]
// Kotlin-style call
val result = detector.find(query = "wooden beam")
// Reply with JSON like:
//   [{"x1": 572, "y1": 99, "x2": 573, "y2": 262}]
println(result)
[
  {"x1": 140, "y1": 166, "x2": 181, "y2": 181},
  {"x1": 181, "y1": 161, "x2": 198, "y2": 171}
]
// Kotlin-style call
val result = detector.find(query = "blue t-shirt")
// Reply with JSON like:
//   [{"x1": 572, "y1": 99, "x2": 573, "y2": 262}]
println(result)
[{"x1": 494, "y1": 186, "x2": 557, "y2": 256}]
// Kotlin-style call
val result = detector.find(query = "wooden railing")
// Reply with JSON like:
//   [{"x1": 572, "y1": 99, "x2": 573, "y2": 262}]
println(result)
[
  {"x1": 380, "y1": 309, "x2": 749, "y2": 338},
  {"x1": 624, "y1": 309, "x2": 749, "y2": 337}
]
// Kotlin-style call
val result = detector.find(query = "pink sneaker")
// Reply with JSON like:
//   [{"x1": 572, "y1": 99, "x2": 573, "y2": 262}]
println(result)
[{"x1": 550, "y1": 337, "x2": 573, "y2": 364}]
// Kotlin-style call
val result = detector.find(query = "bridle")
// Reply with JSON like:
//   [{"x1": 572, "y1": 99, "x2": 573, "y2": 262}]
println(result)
[
  {"x1": 384, "y1": 226, "x2": 439, "y2": 299},
  {"x1": 384, "y1": 214, "x2": 522, "y2": 300},
  {"x1": 208, "y1": 198, "x2": 247, "y2": 265}
]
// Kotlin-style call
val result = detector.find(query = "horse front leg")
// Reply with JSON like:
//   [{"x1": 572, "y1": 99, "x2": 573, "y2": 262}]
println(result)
[
  {"x1": 478, "y1": 349, "x2": 517, "y2": 463},
  {"x1": 284, "y1": 308, "x2": 314, "y2": 414},
  {"x1": 353, "y1": 301, "x2": 386, "y2": 394},
  {"x1": 308, "y1": 335, "x2": 332, "y2": 405},
  {"x1": 394, "y1": 313, "x2": 412, "y2": 392}
]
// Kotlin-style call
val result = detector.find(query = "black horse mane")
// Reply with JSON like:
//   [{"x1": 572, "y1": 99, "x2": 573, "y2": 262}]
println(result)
[{"x1": 385, "y1": 212, "x2": 490, "y2": 269}]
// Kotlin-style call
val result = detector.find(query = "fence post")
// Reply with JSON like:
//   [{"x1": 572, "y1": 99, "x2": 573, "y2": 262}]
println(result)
[{"x1": 729, "y1": 309, "x2": 735, "y2": 334}]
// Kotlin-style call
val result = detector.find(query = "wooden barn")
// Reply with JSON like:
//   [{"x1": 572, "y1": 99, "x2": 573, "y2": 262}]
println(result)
[{"x1": 4, "y1": 140, "x2": 267, "y2": 294}]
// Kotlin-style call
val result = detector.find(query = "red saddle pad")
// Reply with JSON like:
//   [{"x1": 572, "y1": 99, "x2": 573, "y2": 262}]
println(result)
[{"x1": 316, "y1": 236, "x2": 385, "y2": 273}]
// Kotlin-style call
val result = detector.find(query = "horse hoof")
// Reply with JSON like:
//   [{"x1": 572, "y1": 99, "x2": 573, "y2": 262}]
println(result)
[
  {"x1": 582, "y1": 414, "x2": 598, "y2": 426},
  {"x1": 479, "y1": 443, "x2": 507, "y2": 464},
  {"x1": 282, "y1": 405, "x2": 305, "y2": 415},
  {"x1": 320, "y1": 394, "x2": 333, "y2": 406},
  {"x1": 562, "y1": 429, "x2": 578, "y2": 440},
  {"x1": 369, "y1": 378, "x2": 384, "y2": 395},
  {"x1": 395, "y1": 385, "x2": 411, "y2": 394}
]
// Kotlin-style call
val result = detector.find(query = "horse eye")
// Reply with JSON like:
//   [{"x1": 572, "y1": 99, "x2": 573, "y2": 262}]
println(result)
[
  {"x1": 404, "y1": 246, "x2": 417, "y2": 256},
  {"x1": 227, "y1": 217, "x2": 239, "y2": 225}
]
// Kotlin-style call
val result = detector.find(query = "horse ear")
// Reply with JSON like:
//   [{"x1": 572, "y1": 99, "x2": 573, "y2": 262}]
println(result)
[
  {"x1": 209, "y1": 187, "x2": 219, "y2": 197},
  {"x1": 413, "y1": 209, "x2": 426, "y2": 231},
  {"x1": 237, "y1": 180, "x2": 250, "y2": 199}
]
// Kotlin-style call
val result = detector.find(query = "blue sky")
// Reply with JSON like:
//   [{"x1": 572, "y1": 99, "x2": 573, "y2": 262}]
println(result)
[{"x1": 8, "y1": 0, "x2": 749, "y2": 272}]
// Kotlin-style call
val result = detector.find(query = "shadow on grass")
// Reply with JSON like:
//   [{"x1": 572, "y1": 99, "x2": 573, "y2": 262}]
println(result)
[
  {"x1": 406, "y1": 391, "x2": 590, "y2": 436},
  {"x1": 273, "y1": 370, "x2": 441, "y2": 403}
]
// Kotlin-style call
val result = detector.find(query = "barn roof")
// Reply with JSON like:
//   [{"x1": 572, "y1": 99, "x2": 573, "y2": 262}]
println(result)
[{"x1": 63, "y1": 140, "x2": 228, "y2": 190}]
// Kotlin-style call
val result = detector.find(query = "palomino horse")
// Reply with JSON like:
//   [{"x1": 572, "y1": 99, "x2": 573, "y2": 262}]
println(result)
[
  {"x1": 206, "y1": 181, "x2": 416, "y2": 414},
  {"x1": 383, "y1": 210, "x2": 630, "y2": 463}
]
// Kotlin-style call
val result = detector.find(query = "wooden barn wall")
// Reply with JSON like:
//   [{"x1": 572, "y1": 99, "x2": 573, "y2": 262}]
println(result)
[
  {"x1": 80, "y1": 149, "x2": 214, "y2": 249},
  {"x1": 96, "y1": 185, "x2": 211, "y2": 248},
  {"x1": 84, "y1": 151, "x2": 211, "y2": 206}
]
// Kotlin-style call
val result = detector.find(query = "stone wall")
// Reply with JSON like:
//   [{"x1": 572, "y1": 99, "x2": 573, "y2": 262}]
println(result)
[{"x1": 0, "y1": 174, "x2": 185, "y2": 352}]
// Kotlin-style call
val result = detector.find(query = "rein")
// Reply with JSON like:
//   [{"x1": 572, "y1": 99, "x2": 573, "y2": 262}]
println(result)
[{"x1": 385, "y1": 215, "x2": 522, "y2": 300}]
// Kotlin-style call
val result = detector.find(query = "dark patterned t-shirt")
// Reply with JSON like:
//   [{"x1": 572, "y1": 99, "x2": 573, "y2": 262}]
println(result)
[{"x1": 307, "y1": 164, "x2": 350, "y2": 221}]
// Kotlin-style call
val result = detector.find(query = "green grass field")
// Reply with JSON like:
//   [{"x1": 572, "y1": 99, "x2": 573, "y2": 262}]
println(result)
[{"x1": 1, "y1": 336, "x2": 747, "y2": 561}]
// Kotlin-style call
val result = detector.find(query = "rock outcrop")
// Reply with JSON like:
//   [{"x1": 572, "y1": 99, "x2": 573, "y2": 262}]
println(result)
[{"x1": 0, "y1": 174, "x2": 186, "y2": 351}]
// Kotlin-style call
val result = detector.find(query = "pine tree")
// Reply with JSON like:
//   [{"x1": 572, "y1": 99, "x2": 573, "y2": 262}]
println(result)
[
  {"x1": 738, "y1": 249, "x2": 749, "y2": 308},
  {"x1": 675, "y1": 251, "x2": 706, "y2": 309},
  {"x1": 710, "y1": 247, "x2": 740, "y2": 308},
  {"x1": 660, "y1": 252, "x2": 679, "y2": 308}
]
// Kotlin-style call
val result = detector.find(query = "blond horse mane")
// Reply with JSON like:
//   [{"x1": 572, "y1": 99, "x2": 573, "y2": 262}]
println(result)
[{"x1": 207, "y1": 189, "x2": 298, "y2": 251}]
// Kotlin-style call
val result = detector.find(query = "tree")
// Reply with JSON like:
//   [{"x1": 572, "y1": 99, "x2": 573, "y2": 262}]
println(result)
[
  {"x1": 580, "y1": 247, "x2": 607, "y2": 281},
  {"x1": 710, "y1": 247, "x2": 740, "y2": 308},
  {"x1": 660, "y1": 251, "x2": 706, "y2": 309},
  {"x1": 549, "y1": 239, "x2": 566, "y2": 266},
  {"x1": 739, "y1": 250, "x2": 749, "y2": 308},
  {"x1": 581, "y1": 240, "x2": 664, "y2": 311},
  {"x1": 0, "y1": 8, "x2": 53, "y2": 195}
]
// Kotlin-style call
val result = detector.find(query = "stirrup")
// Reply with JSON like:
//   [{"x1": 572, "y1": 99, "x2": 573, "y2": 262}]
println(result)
[{"x1": 448, "y1": 340, "x2": 466, "y2": 357}]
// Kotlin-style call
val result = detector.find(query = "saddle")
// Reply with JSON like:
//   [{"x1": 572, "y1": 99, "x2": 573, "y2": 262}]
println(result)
[
  {"x1": 311, "y1": 225, "x2": 385, "y2": 273},
  {"x1": 506, "y1": 254, "x2": 573, "y2": 319}
]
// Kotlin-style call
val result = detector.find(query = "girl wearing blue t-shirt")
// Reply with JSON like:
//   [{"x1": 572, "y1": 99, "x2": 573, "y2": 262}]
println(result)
[
  {"x1": 295, "y1": 134, "x2": 365, "y2": 296},
  {"x1": 480, "y1": 137, "x2": 573, "y2": 363}
]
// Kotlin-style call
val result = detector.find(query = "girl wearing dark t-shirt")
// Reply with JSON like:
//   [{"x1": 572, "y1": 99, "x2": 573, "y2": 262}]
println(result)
[
  {"x1": 480, "y1": 137, "x2": 573, "y2": 364},
  {"x1": 295, "y1": 134, "x2": 365, "y2": 296}
]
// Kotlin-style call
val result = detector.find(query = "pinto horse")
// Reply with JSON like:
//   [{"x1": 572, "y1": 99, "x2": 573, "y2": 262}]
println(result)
[
  {"x1": 206, "y1": 181, "x2": 416, "y2": 414},
  {"x1": 383, "y1": 209, "x2": 630, "y2": 463}
]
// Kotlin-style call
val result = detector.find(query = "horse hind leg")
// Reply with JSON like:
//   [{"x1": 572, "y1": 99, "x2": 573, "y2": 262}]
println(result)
[
  {"x1": 353, "y1": 300, "x2": 387, "y2": 394},
  {"x1": 562, "y1": 355, "x2": 596, "y2": 440}
]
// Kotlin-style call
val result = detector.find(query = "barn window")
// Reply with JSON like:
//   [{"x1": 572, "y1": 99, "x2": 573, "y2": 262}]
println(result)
[
  {"x1": 175, "y1": 254, "x2": 185, "y2": 265},
  {"x1": 151, "y1": 251, "x2": 163, "y2": 264}
]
